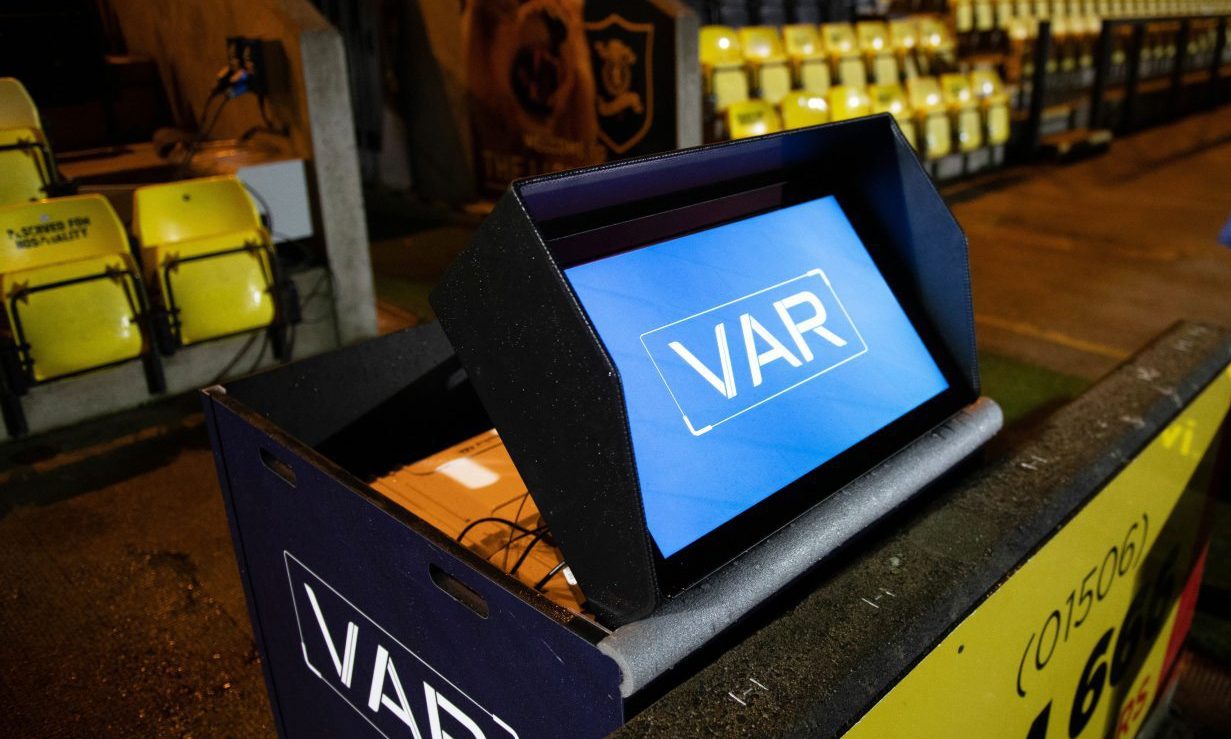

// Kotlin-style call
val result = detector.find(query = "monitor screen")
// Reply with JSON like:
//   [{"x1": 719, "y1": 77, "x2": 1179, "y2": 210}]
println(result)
[{"x1": 563, "y1": 195, "x2": 951, "y2": 559}]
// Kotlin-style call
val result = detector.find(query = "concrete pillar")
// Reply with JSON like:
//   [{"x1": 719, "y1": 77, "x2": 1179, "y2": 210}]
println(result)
[{"x1": 298, "y1": 23, "x2": 379, "y2": 345}]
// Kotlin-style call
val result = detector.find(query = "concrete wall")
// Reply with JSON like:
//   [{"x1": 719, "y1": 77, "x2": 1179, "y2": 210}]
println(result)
[
  {"x1": 104, "y1": 0, "x2": 311, "y2": 157},
  {"x1": 104, "y1": 0, "x2": 377, "y2": 345}
]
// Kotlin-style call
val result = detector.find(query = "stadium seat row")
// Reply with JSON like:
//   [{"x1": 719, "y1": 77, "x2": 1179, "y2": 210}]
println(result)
[
  {"x1": 700, "y1": 19, "x2": 959, "y2": 111},
  {"x1": 722, "y1": 71, "x2": 1012, "y2": 164},
  {"x1": 0, "y1": 78, "x2": 296, "y2": 436},
  {"x1": 953, "y1": 0, "x2": 1231, "y2": 29}
]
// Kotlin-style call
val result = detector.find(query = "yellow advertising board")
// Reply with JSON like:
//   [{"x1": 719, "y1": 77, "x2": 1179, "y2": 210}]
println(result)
[{"x1": 846, "y1": 365, "x2": 1230, "y2": 738}]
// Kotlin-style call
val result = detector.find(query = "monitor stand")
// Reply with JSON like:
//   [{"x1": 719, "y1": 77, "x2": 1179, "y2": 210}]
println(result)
[{"x1": 598, "y1": 397, "x2": 1003, "y2": 697}]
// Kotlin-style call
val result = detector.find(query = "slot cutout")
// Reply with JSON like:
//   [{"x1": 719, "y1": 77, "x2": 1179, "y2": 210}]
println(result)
[
  {"x1": 259, "y1": 447, "x2": 297, "y2": 487},
  {"x1": 429, "y1": 564, "x2": 489, "y2": 619}
]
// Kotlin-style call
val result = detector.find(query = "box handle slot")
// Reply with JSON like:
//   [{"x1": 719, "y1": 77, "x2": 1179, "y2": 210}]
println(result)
[
  {"x1": 429, "y1": 564, "x2": 489, "y2": 619},
  {"x1": 259, "y1": 447, "x2": 297, "y2": 487}
]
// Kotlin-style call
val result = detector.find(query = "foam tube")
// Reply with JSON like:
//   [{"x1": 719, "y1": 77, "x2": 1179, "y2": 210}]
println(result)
[{"x1": 598, "y1": 397, "x2": 1004, "y2": 697}]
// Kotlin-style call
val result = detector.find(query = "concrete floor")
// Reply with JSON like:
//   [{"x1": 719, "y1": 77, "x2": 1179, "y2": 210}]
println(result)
[{"x1": 3, "y1": 109, "x2": 1231, "y2": 736}]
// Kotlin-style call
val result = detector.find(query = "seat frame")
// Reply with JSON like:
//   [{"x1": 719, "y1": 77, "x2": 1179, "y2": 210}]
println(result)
[
  {"x1": 0, "y1": 260, "x2": 165, "y2": 437},
  {"x1": 147, "y1": 235, "x2": 299, "y2": 360},
  {"x1": 0, "y1": 136, "x2": 71, "y2": 201}
]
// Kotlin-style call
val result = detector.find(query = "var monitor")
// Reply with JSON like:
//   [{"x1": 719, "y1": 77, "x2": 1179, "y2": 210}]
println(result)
[
  {"x1": 553, "y1": 192, "x2": 971, "y2": 595},
  {"x1": 433, "y1": 119, "x2": 980, "y2": 625}
]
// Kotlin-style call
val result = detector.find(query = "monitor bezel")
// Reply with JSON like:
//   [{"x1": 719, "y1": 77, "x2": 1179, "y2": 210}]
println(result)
[{"x1": 542, "y1": 175, "x2": 977, "y2": 598}]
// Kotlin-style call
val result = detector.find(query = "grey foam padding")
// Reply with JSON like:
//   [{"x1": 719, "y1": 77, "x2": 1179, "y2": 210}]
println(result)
[{"x1": 598, "y1": 397, "x2": 1004, "y2": 696}]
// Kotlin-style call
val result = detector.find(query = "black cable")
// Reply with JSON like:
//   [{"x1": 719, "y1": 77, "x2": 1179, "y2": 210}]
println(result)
[
  {"x1": 486, "y1": 521, "x2": 543, "y2": 561},
  {"x1": 241, "y1": 181, "x2": 275, "y2": 235},
  {"x1": 508, "y1": 529, "x2": 551, "y2": 575},
  {"x1": 456, "y1": 517, "x2": 539, "y2": 543},
  {"x1": 208, "y1": 330, "x2": 262, "y2": 385},
  {"x1": 534, "y1": 562, "x2": 568, "y2": 591},
  {"x1": 282, "y1": 269, "x2": 332, "y2": 362},
  {"x1": 503, "y1": 491, "x2": 532, "y2": 569},
  {"x1": 177, "y1": 94, "x2": 231, "y2": 176}
]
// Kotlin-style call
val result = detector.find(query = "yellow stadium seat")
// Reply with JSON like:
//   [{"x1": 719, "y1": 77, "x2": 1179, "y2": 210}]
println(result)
[
  {"x1": 890, "y1": 18, "x2": 919, "y2": 55},
  {"x1": 941, "y1": 73, "x2": 984, "y2": 152},
  {"x1": 970, "y1": 69, "x2": 1012, "y2": 146},
  {"x1": 133, "y1": 176, "x2": 293, "y2": 356},
  {"x1": 0, "y1": 77, "x2": 42, "y2": 131},
  {"x1": 779, "y1": 91, "x2": 831, "y2": 129},
  {"x1": 700, "y1": 26, "x2": 750, "y2": 112},
  {"x1": 828, "y1": 85, "x2": 872, "y2": 121},
  {"x1": 739, "y1": 27, "x2": 793, "y2": 105},
  {"x1": 916, "y1": 17, "x2": 956, "y2": 74},
  {"x1": 725, "y1": 99, "x2": 783, "y2": 139},
  {"x1": 0, "y1": 78, "x2": 67, "y2": 205},
  {"x1": 857, "y1": 22, "x2": 900, "y2": 84},
  {"x1": 823, "y1": 23, "x2": 867, "y2": 89},
  {"x1": 907, "y1": 77, "x2": 953, "y2": 160},
  {"x1": 869, "y1": 83, "x2": 918, "y2": 149},
  {"x1": 0, "y1": 128, "x2": 55, "y2": 205},
  {"x1": 0, "y1": 194, "x2": 162, "y2": 434},
  {"x1": 783, "y1": 24, "x2": 831, "y2": 94}
]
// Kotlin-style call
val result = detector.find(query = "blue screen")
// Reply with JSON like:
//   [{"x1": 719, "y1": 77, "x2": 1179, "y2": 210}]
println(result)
[{"x1": 564, "y1": 196, "x2": 949, "y2": 557}]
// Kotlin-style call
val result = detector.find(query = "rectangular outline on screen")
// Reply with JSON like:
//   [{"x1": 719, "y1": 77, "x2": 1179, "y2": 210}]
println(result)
[{"x1": 639, "y1": 269, "x2": 869, "y2": 436}]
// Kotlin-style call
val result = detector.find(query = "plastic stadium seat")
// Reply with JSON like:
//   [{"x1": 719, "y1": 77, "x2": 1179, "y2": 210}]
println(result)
[
  {"x1": 0, "y1": 128, "x2": 54, "y2": 205},
  {"x1": 869, "y1": 83, "x2": 918, "y2": 149},
  {"x1": 822, "y1": 23, "x2": 868, "y2": 89},
  {"x1": 725, "y1": 99, "x2": 783, "y2": 139},
  {"x1": 857, "y1": 22, "x2": 900, "y2": 84},
  {"x1": 779, "y1": 91, "x2": 830, "y2": 129},
  {"x1": 970, "y1": 69, "x2": 1012, "y2": 146},
  {"x1": 0, "y1": 195, "x2": 162, "y2": 435},
  {"x1": 700, "y1": 26, "x2": 750, "y2": 113},
  {"x1": 783, "y1": 24, "x2": 831, "y2": 94},
  {"x1": 0, "y1": 78, "x2": 66, "y2": 206},
  {"x1": 940, "y1": 73, "x2": 984, "y2": 152},
  {"x1": 827, "y1": 85, "x2": 871, "y2": 121},
  {"x1": 907, "y1": 77, "x2": 953, "y2": 160},
  {"x1": 916, "y1": 17, "x2": 957, "y2": 74},
  {"x1": 890, "y1": 18, "x2": 920, "y2": 56},
  {"x1": 0, "y1": 77, "x2": 41, "y2": 131},
  {"x1": 739, "y1": 27, "x2": 793, "y2": 105},
  {"x1": 132, "y1": 176, "x2": 294, "y2": 356}
]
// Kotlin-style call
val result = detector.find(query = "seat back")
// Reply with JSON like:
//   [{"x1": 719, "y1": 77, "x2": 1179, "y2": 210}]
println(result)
[
  {"x1": 779, "y1": 91, "x2": 830, "y2": 129},
  {"x1": 870, "y1": 83, "x2": 916, "y2": 149},
  {"x1": 132, "y1": 176, "x2": 277, "y2": 347},
  {"x1": 941, "y1": 73, "x2": 983, "y2": 152},
  {"x1": 738, "y1": 26, "x2": 787, "y2": 63},
  {"x1": 858, "y1": 22, "x2": 898, "y2": 83},
  {"x1": 0, "y1": 78, "x2": 42, "y2": 132},
  {"x1": 856, "y1": 21, "x2": 891, "y2": 54},
  {"x1": 725, "y1": 99, "x2": 783, "y2": 139},
  {"x1": 700, "y1": 26, "x2": 745, "y2": 70},
  {"x1": 701, "y1": 25, "x2": 750, "y2": 111},
  {"x1": 890, "y1": 18, "x2": 919, "y2": 54},
  {"x1": 0, "y1": 194, "x2": 127, "y2": 274},
  {"x1": 783, "y1": 24, "x2": 824, "y2": 61},
  {"x1": 907, "y1": 77, "x2": 952, "y2": 159},
  {"x1": 0, "y1": 128, "x2": 53, "y2": 206},
  {"x1": 739, "y1": 27, "x2": 792, "y2": 104},
  {"x1": 821, "y1": 23, "x2": 858, "y2": 57},
  {"x1": 133, "y1": 176, "x2": 265, "y2": 248},
  {"x1": 0, "y1": 195, "x2": 143, "y2": 382},
  {"x1": 711, "y1": 66, "x2": 751, "y2": 112},
  {"x1": 971, "y1": 69, "x2": 1011, "y2": 146},
  {"x1": 940, "y1": 73, "x2": 977, "y2": 109},
  {"x1": 869, "y1": 83, "x2": 911, "y2": 120},
  {"x1": 827, "y1": 85, "x2": 871, "y2": 121}
]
